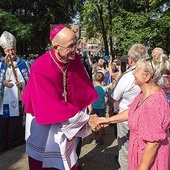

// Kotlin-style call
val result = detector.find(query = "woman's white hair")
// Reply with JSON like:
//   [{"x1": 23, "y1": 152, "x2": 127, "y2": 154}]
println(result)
[{"x1": 136, "y1": 53, "x2": 170, "y2": 83}]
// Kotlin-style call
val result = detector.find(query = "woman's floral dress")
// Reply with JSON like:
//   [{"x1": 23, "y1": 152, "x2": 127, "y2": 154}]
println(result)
[{"x1": 128, "y1": 90, "x2": 170, "y2": 170}]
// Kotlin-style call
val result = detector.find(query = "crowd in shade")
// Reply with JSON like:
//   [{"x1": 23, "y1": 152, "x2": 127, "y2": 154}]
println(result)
[{"x1": 0, "y1": 25, "x2": 170, "y2": 170}]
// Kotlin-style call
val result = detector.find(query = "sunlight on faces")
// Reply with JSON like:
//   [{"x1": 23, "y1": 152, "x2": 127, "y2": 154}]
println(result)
[
  {"x1": 151, "y1": 49, "x2": 158, "y2": 58},
  {"x1": 53, "y1": 28, "x2": 77, "y2": 61},
  {"x1": 151, "y1": 48, "x2": 164, "y2": 59},
  {"x1": 4, "y1": 46, "x2": 16, "y2": 60},
  {"x1": 133, "y1": 62, "x2": 149, "y2": 86},
  {"x1": 62, "y1": 40, "x2": 77, "y2": 61}
]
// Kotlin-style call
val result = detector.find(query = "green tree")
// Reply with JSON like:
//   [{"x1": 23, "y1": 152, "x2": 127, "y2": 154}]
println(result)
[
  {"x1": 112, "y1": 0, "x2": 170, "y2": 54},
  {"x1": 81, "y1": 0, "x2": 170, "y2": 55},
  {"x1": 81, "y1": 0, "x2": 114, "y2": 56},
  {"x1": 0, "y1": 0, "x2": 77, "y2": 55},
  {"x1": 0, "y1": 8, "x2": 32, "y2": 54}
]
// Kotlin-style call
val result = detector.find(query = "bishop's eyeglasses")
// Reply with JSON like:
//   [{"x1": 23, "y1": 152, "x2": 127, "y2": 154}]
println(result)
[{"x1": 57, "y1": 42, "x2": 77, "y2": 51}]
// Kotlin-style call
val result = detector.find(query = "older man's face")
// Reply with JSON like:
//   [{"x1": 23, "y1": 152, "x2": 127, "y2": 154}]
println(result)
[
  {"x1": 4, "y1": 46, "x2": 16, "y2": 60},
  {"x1": 58, "y1": 39, "x2": 77, "y2": 60},
  {"x1": 53, "y1": 28, "x2": 77, "y2": 62}
]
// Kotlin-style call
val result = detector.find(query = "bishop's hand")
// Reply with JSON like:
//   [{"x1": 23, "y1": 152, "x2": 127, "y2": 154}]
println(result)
[{"x1": 88, "y1": 114, "x2": 103, "y2": 131}]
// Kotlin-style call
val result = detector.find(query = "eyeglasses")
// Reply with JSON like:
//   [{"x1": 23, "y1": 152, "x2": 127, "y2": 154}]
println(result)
[
  {"x1": 57, "y1": 42, "x2": 77, "y2": 51},
  {"x1": 146, "y1": 57, "x2": 154, "y2": 78},
  {"x1": 4, "y1": 48, "x2": 15, "y2": 53}
]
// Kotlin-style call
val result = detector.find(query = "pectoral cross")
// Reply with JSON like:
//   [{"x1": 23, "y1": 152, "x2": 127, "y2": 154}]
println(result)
[
  {"x1": 49, "y1": 51, "x2": 69, "y2": 102},
  {"x1": 62, "y1": 71, "x2": 67, "y2": 102}
]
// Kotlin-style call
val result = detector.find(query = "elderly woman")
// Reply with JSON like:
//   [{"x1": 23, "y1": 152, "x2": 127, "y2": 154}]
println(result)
[{"x1": 98, "y1": 54, "x2": 170, "y2": 170}]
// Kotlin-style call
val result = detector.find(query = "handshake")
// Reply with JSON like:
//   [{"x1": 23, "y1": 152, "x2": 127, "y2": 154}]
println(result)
[{"x1": 88, "y1": 114, "x2": 110, "y2": 131}]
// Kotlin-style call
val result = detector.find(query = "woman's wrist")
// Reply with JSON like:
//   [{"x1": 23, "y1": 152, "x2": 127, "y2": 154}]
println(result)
[
  {"x1": 108, "y1": 116, "x2": 115, "y2": 124},
  {"x1": 107, "y1": 117, "x2": 112, "y2": 124}
]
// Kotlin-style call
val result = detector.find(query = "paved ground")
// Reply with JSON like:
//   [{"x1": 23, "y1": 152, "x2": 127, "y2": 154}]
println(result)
[
  {"x1": 0, "y1": 124, "x2": 120, "y2": 170},
  {"x1": 78, "y1": 125, "x2": 120, "y2": 170}
]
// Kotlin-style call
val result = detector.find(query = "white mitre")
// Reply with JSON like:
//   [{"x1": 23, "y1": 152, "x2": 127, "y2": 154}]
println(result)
[{"x1": 0, "y1": 31, "x2": 16, "y2": 49}]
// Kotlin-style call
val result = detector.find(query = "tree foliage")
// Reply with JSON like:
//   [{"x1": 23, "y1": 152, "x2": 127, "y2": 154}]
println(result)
[
  {"x1": 0, "y1": 0, "x2": 77, "y2": 55},
  {"x1": 81, "y1": 0, "x2": 170, "y2": 55},
  {"x1": 0, "y1": 9, "x2": 32, "y2": 39},
  {"x1": 0, "y1": 0, "x2": 169, "y2": 56}
]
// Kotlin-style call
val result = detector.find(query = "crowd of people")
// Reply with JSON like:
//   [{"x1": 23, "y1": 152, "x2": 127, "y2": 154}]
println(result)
[{"x1": 0, "y1": 25, "x2": 169, "y2": 170}]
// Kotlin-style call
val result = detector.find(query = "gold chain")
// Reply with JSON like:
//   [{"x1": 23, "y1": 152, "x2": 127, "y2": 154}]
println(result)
[{"x1": 49, "y1": 51, "x2": 69, "y2": 102}]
